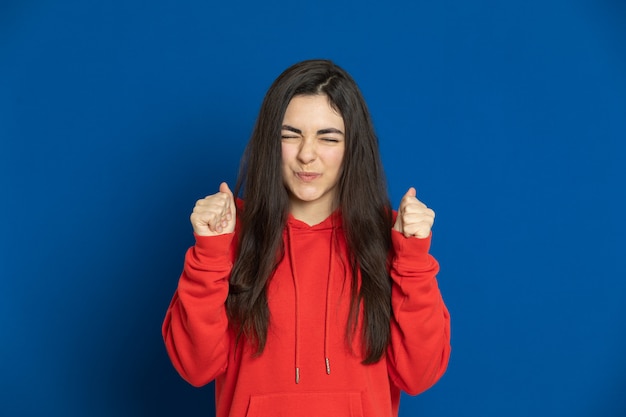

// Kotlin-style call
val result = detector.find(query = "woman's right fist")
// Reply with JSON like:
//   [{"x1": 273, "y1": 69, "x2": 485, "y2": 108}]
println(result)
[{"x1": 190, "y1": 182, "x2": 236, "y2": 236}]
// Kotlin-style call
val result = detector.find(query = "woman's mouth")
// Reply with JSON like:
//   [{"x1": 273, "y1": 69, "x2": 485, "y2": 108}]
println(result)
[{"x1": 296, "y1": 172, "x2": 321, "y2": 182}]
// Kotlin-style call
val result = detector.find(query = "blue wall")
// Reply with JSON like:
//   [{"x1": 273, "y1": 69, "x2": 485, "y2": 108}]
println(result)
[{"x1": 1, "y1": 0, "x2": 625, "y2": 416}]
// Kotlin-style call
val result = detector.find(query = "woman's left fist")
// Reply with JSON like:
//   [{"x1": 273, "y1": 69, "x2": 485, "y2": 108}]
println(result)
[{"x1": 393, "y1": 187, "x2": 435, "y2": 239}]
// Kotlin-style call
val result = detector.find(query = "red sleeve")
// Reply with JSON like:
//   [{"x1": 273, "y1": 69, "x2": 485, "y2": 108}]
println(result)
[
  {"x1": 386, "y1": 230, "x2": 451, "y2": 395},
  {"x1": 162, "y1": 232, "x2": 235, "y2": 387}
]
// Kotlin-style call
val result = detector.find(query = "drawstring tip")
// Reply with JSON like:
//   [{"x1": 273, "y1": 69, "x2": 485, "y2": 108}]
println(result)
[
  {"x1": 325, "y1": 357, "x2": 331, "y2": 375},
  {"x1": 295, "y1": 367, "x2": 300, "y2": 384}
]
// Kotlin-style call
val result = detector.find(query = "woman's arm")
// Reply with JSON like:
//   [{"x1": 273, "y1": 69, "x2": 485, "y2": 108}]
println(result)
[
  {"x1": 163, "y1": 183, "x2": 238, "y2": 386},
  {"x1": 387, "y1": 188, "x2": 451, "y2": 394}
]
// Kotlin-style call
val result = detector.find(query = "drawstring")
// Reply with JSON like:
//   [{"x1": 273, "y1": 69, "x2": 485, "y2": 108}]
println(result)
[
  {"x1": 286, "y1": 225, "x2": 301, "y2": 384},
  {"x1": 324, "y1": 227, "x2": 335, "y2": 376}
]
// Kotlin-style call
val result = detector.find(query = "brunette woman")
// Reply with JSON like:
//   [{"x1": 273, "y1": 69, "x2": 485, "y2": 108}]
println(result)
[{"x1": 163, "y1": 59, "x2": 450, "y2": 417}]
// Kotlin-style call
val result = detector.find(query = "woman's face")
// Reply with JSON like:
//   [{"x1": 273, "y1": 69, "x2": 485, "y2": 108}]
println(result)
[{"x1": 281, "y1": 94, "x2": 346, "y2": 220}]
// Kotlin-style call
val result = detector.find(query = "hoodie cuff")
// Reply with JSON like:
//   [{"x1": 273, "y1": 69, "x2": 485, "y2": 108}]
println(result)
[
  {"x1": 390, "y1": 230, "x2": 439, "y2": 278},
  {"x1": 192, "y1": 232, "x2": 236, "y2": 264},
  {"x1": 391, "y1": 229, "x2": 432, "y2": 261}
]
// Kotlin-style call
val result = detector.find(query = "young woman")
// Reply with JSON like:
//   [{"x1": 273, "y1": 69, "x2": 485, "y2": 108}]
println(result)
[{"x1": 162, "y1": 59, "x2": 450, "y2": 417}]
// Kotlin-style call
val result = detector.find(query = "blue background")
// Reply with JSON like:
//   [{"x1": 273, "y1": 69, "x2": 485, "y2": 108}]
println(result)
[{"x1": 1, "y1": 0, "x2": 625, "y2": 416}]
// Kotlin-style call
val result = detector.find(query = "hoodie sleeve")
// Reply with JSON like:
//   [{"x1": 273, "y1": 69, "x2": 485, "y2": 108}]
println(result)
[
  {"x1": 162, "y1": 232, "x2": 235, "y2": 387},
  {"x1": 386, "y1": 230, "x2": 451, "y2": 395}
]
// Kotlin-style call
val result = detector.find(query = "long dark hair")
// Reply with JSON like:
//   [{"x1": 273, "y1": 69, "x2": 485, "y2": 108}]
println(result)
[{"x1": 227, "y1": 59, "x2": 393, "y2": 364}]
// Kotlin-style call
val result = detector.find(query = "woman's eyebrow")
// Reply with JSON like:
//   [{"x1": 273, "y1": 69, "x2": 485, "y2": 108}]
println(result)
[
  {"x1": 317, "y1": 128, "x2": 344, "y2": 135},
  {"x1": 281, "y1": 125, "x2": 344, "y2": 135},
  {"x1": 282, "y1": 125, "x2": 302, "y2": 134}
]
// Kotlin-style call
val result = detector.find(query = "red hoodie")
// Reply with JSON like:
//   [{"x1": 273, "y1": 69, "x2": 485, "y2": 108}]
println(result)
[{"x1": 163, "y1": 210, "x2": 450, "y2": 417}]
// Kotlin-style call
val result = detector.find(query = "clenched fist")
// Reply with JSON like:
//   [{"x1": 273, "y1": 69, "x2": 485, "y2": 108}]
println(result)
[
  {"x1": 393, "y1": 187, "x2": 435, "y2": 239},
  {"x1": 190, "y1": 182, "x2": 236, "y2": 236}
]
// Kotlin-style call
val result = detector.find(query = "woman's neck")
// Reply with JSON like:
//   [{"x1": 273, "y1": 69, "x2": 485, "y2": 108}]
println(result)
[{"x1": 288, "y1": 199, "x2": 335, "y2": 226}]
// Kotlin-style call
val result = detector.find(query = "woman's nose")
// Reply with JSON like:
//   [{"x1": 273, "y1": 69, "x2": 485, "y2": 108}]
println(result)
[{"x1": 297, "y1": 138, "x2": 317, "y2": 164}]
